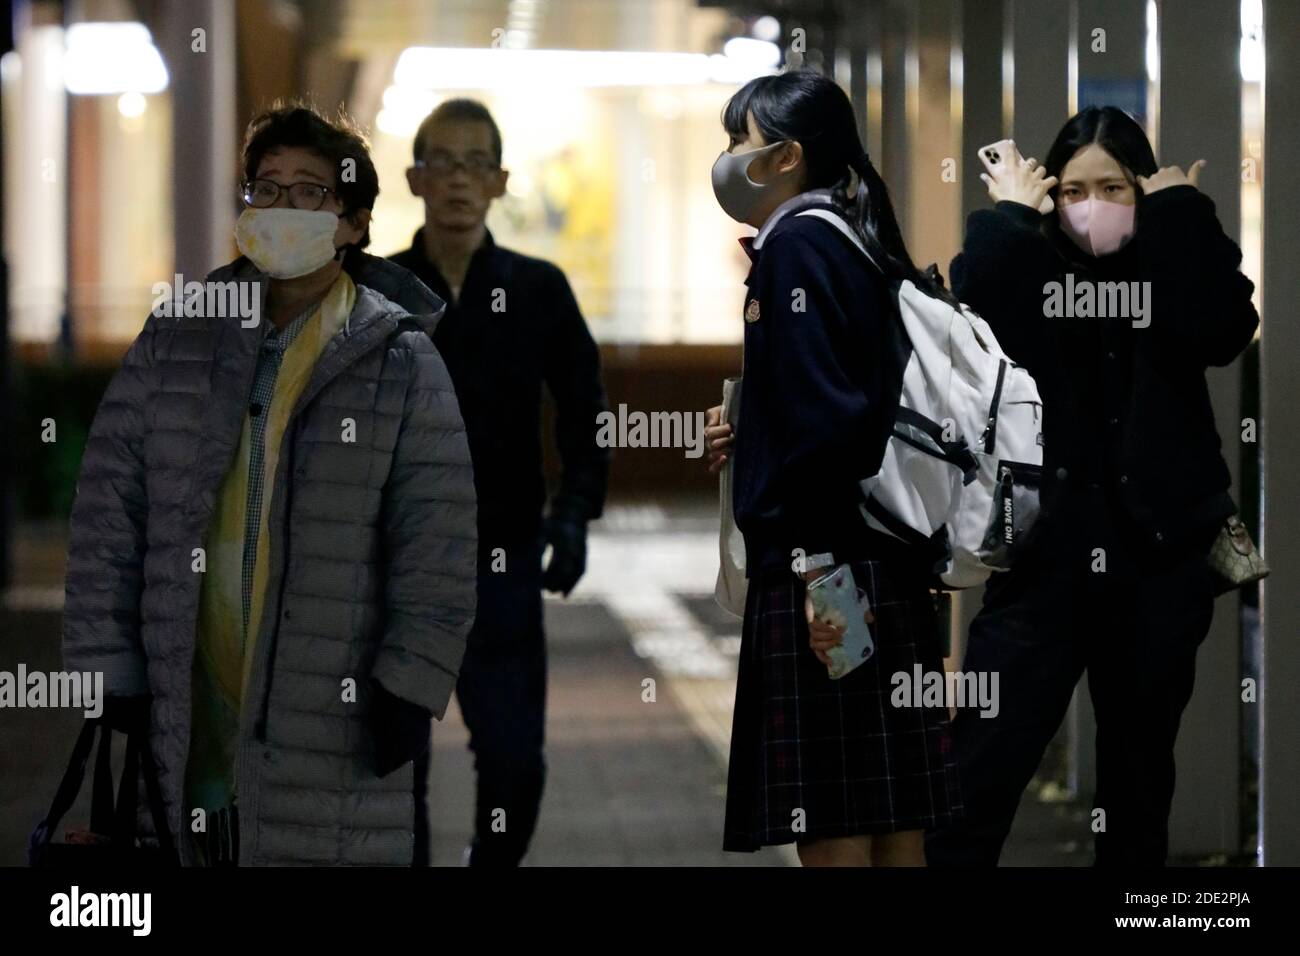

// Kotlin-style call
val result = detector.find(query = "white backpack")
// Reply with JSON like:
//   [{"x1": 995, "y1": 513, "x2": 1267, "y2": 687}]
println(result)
[{"x1": 797, "y1": 207, "x2": 1045, "y2": 588}]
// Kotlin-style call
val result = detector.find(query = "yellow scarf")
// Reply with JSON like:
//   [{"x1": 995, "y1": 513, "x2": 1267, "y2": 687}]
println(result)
[{"x1": 185, "y1": 271, "x2": 357, "y2": 814}]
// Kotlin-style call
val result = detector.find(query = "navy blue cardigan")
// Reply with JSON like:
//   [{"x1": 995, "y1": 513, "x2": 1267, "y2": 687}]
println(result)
[{"x1": 732, "y1": 205, "x2": 905, "y2": 575}]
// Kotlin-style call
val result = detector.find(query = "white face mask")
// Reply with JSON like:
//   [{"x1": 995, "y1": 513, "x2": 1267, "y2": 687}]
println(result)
[{"x1": 235, "y1": 208, "x2": 341, "y2": 279}]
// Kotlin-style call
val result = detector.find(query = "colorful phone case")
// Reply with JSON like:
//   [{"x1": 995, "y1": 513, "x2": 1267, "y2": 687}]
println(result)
[{"x1": 807, "y1": 564, "x2": 875, "y2": 680}]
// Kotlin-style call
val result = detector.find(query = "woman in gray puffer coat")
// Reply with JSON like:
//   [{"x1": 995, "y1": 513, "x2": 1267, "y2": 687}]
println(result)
[{"x1": 61, "y1": 106, "x2": 477, "y2": 866}]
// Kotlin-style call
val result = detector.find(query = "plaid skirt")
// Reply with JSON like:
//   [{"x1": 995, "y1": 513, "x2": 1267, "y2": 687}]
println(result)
[{"x1": 723, "y1": 558, "x2": 964, "y2": 852}]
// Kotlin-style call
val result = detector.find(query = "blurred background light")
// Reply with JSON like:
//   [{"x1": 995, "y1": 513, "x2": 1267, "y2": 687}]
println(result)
[
  {"x1": 1145, "y1": 0, "x2": 1159, "y2": 84},
  {"x1": 376, "y1": 83, "x2": 442, "y2": 137},
  {"x1": 1240, "y1": 0, "x2": 1264, "y2": 82},
  {"x1": 63, "y1": 22, "x2": 168, "y2": 95},
  {"x1": 116, "y1": 90, "x2": 146, "y2": 118},
  {"x1": 721, "y1": 36, "x2": 781, "y2": 71},
  {"x1": 392, "y1": 45, "x2": 775, "y2": 93},
  {"x1": 751, "y1": 15, "x2": 781, "y2": 43}
]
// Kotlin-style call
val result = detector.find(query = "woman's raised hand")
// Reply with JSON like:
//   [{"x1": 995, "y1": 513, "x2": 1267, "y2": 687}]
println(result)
[
  {"x1": 705, "y1": 404, "x2": 734, "y2": 474},
  {"x1": 982, "y1": 151, "x2": 1058, "y2": 212},
  {"x1": 1137, "y1": 159, "x2": 1206, "y2": 194}
]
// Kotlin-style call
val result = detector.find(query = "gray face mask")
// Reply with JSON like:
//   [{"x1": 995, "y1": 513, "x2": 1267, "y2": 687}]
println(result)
[{"x1": 711, "y1": 140, "x2": 789, "y2": 223}]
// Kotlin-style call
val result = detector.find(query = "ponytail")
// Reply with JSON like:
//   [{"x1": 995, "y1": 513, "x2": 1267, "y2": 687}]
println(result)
[{"x1": 841, "y1": 150, "x2": 959, "y2": 307}]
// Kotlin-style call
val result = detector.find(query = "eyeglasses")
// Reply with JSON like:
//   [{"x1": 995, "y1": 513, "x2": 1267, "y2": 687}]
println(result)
[
  {"x1": 241, "y1": 178, "x2": 338, "y2": 211},
  {"x1": 415, "y1": 151, "x2": 500, "y2": 177}
]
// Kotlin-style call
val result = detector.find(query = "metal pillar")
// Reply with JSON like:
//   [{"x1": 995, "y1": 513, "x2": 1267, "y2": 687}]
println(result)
[
  {"x1": 158, "y1": 0, "x2": 237, "y2": 279},
  {"x1": 1259, "y1": 0, "x2": 1300, "y2": 866},
  {"x1": 1157, "y1": 0, "x2": 1242, "y2": 860},
  {"x1": 1006, "y1": 0, "x2": 1071, "y2": 161},
  {"x1": 1075, "y1": 0, "x2": 1147, "y2": 123},
  {"x1": 959, "y1": 0, "x2": 1004, "y2": 227}
]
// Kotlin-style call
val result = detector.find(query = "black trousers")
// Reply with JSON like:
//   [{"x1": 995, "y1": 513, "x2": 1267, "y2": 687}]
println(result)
[
  {"x1": 414, "y1": 540, "x2": 548, "y2": 867},
  {"x1": 926, "y1": 488, "x2": 1218, "y2": 866}
]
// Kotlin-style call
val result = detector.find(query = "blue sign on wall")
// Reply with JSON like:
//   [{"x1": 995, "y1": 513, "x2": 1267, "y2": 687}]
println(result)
[{"x1": 1077, "y1": 78, "x2": 1147, "y2": 122}]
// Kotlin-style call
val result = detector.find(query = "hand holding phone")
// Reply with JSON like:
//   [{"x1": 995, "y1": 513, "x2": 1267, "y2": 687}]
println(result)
[
  {"x1": 806, "y1": 564, "x2": 875, "y2": 680},
  {"x1": 979, "y1": 139, "x2": 1056, "y2": 215}
]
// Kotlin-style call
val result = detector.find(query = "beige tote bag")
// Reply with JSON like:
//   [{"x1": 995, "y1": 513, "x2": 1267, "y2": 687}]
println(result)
[{"x1": 714, "y1": 376, "x2": 748, "y2": 618}]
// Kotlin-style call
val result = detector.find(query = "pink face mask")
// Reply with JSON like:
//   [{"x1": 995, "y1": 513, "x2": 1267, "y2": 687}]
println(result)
[{"x1": 1059, "y1": 198, "x2": 1136, "y2": 257}]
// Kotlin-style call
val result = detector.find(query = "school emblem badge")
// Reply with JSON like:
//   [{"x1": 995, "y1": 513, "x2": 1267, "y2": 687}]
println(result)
[{"x1": 744, "y1": 298, "x2": 761, "y2": 323}]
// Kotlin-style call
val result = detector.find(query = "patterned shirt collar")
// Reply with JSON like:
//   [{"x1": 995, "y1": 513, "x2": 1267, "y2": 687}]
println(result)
[{"x1": 261, "y1": 303, "x2": 317, "y2": 354}]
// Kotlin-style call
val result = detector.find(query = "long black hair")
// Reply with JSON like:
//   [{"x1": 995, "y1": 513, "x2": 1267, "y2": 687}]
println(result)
[
  {"x1": 1040, "y1": 106, "x2": 1157, "y2": 258},
  {"x1": 722, "y1": 70, "x2": 956, "y2": 305},
  {"x1": 1043, "y1": 106, "x2": 1158, "y2": 199}
]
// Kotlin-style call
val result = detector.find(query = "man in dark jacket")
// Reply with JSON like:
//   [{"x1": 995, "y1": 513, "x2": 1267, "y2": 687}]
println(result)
[
  {"x1": 60, "y1": 106, "x2": 477, "y2": 866},
  {"x1": 391, "y1": 99, "x2": 610, "y2": 866}
]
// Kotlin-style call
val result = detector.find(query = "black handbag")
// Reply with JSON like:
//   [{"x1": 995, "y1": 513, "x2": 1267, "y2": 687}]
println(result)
[{"x1": 28, "y1": 701, "x2": 178, "y2": 867}]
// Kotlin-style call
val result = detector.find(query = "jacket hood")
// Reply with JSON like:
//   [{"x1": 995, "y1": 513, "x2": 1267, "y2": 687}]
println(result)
[
  {"x1": 344, "y1": 251, "x2": 446, "y2": 334},
  {"x1": 207, "y1": 251, "x2": 448, "y2": 338}
]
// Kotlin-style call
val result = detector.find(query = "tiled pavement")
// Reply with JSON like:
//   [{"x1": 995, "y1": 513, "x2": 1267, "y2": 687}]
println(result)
[
  {"x1": 424, "y1": 597, "x2": 781, "y2": 866},
  {"x1": 425, "y1": 501, "x2": 1088, "y2": 866},
  {"x1": 2, "y1": 505, "x2": 1089, "y2": 866}
]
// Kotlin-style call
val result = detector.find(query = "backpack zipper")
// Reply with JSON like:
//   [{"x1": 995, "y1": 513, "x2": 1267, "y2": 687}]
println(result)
[{"x1": 979, "y1": 359, "x2": 1008, "y2": 454}]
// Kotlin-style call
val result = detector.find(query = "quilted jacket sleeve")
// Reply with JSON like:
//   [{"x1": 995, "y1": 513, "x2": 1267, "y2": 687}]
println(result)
[
  {"x1": 62, "y1": 315, "x2": 158, "y2": 696},
  {"x1": 371, "y1": 329, "x2": 477, "y2": 721}
]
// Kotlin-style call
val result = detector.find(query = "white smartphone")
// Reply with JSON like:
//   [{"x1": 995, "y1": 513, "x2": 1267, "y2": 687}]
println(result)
[
  {"x1": 979, "y1": 138, "x2": 1055, "y2": 215},
  {"x1": 807, "y1": 563, "x2": 875, "y2": 680}
]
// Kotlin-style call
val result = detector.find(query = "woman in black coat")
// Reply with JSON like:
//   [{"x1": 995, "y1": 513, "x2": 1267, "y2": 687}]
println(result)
[{"x1": 925, "y1": 106, "x2": 1258, "y2": 867}]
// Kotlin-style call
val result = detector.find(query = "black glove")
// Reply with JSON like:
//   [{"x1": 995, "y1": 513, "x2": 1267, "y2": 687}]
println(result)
[
  {"x1": 100, "y1": 695, "x2": 151, "y2": 733},
  {"x1": 541, "y1": 498, "x2": 589, "y2": 596},
  {"x1": 370, "y1": 681, "x2": 432, "y2": 778}
]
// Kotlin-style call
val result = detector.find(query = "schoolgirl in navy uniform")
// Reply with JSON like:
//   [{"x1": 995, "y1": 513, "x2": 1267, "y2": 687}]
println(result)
[{"x1": 705, "y1": 70, "x2": 963, "y2": 866}]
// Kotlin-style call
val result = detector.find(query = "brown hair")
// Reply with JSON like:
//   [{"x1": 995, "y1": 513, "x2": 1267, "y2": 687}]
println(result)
[{"x1": 242, "y1": 102, "x2": 379, "y2": 248}]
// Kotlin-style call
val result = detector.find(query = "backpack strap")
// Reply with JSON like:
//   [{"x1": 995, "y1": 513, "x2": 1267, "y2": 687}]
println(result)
[
  {"x1": 795, "y1": 205, "x2": 882, "y2": 272},
  {"x1": 893, "y1": 407, "x2": 980, "y2": 485},
  {"x1": 860, "y1": 496, "x2": 952, "y2": 571}
]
